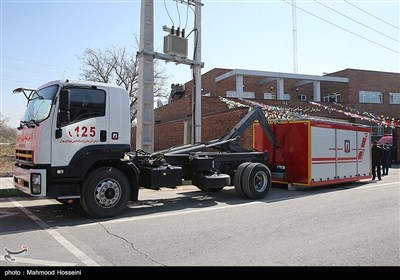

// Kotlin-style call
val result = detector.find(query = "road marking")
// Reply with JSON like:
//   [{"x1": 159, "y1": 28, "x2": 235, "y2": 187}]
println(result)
[
  {"x1": 97, "y1": 181, "x2": 400, "y2": 226},
  {"x1": 73, "y1": 200, "x2": 262, "y2": 228},
  {"x1": 0, "y1": 255, "x2": 76, "y2": 266},
  {"x1": 63, "y1": 181, "x2": 400, "y2": 229},
  {"x1": 9, "y1": 198, "x2": 99, "y2": 266},
  {"x1": 0, "y1": 210, "x2": 18, "y2": 219}
]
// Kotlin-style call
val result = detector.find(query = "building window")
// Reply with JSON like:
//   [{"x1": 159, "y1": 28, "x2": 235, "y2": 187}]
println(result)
[
  {"x1": 226, "y1": 91, "x2": 255, "y2": 99},
  {"x1": 264, "y1": 92, "x2": 276, "y2": 100},
  {"x1": 371, "y1": 126, "x2": 384, "y2": 136},
  {"x1": 389, "y1": 92, "x2": 400, "y2": 104},
  {"x1": 359, "y1": 91, "x2": 382, "y2": 104},
  {"x1": 297, "y1": 94, "x2": 307, "y2": 101},
  {"x1": 323, "y1": 93, "x2": 341, "y2": 103}
]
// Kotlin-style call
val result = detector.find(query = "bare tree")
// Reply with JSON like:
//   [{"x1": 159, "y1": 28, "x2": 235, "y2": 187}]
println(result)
[
  {"x1": 0, "y1": 114, "x2": 16, "y2": 143},
  {"x1": 78, "y1": 41, "x2": 169, "y2": 123}
]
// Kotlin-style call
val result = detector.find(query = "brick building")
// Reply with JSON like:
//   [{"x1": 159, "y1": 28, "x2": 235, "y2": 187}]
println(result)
[{"x1": 132, "y1": 68, "x2": 400, "y2": 162}]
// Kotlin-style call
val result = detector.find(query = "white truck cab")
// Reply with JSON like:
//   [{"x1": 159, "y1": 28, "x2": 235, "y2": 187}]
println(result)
[{"x1": 13, "y1": 80, "x2": 137, "y2": 217}]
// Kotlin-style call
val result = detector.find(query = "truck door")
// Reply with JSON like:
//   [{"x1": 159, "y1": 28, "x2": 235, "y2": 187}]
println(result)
[{"x1": 51, "y1": 87, "x2": 109, "y2": 169}]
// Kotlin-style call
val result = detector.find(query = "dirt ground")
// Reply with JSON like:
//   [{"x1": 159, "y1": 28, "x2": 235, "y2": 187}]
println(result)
[{"x1": 0, "y1": 144, "x2": 15, "y2": 172}]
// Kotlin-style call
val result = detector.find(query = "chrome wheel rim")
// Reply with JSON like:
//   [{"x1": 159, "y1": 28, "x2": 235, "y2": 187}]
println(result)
[
  {"x1": 254, "y1": 171, "x2": 268, "y2": 192},
  {"x1": 94, "y1": 179, "x2": 121, "y2": 208}
]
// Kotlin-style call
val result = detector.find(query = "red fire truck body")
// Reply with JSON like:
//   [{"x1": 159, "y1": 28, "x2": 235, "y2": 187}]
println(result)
[{"x1": 254, "y1": 119, "x2": 371, "y2": 188}]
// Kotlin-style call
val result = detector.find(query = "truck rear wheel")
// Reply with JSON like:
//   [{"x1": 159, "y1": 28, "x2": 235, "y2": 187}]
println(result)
[
  {"x1": 80, "y1": 167, "x2": 130, "y2": 218},
  {"x1": 241, "y1": 163, "x2": 271, "y2": 199},
  {"x1": 233, "y1": 162, "x2": 252, "y2": 197}
]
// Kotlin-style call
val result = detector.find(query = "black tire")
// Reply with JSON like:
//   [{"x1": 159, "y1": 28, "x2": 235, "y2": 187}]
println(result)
[
  {"x1": 80, "y1": 167, "x2": 131, "y2": 218},
  {"x1": 241, "y1": 163, "x2": 272, "y2": 199},
  {"x1": 234, "y1": 162, "x2": 252, "y2": 197}
]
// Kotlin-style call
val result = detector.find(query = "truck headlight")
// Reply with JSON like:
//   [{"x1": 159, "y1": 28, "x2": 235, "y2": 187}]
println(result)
[{"x1": 31, "y1": 173, "x2": 41, "y2": 194}]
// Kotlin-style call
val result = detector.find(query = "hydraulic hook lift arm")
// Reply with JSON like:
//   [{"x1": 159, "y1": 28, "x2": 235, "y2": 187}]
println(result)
[
  {"x1": 156, "y1": 106, "x2": 277, "y2": 156},
  {"x1": 210, "y1": 106, "x2": 277, "y2": 152}
]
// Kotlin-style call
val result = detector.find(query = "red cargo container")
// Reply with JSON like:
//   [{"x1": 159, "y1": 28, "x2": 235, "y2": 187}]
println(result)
[{"x1": 253, "y1": 119, "x2": 371, "y2": 188}]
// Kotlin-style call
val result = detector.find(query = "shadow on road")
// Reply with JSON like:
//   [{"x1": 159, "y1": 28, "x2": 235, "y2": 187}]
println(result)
[{"x1": 1, "y1": 176, "x2": 384, "y2": 235}]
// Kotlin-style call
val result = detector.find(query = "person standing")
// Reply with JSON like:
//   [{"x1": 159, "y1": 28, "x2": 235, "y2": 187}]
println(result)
[
  {"x1": 382, "y1": 144, "x2": 390, "y2": 175},
  {"x1": 371, "y1": 140, "x2": 383, "y2": 180},
  {"x1": 387, "y1": 144, "x2": 393, "y2": 168}
]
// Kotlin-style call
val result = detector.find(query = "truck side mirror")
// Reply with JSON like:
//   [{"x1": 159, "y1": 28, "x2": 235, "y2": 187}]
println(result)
[{"x1": 59, "y1": 89, "x2": 70, "y2": 111}]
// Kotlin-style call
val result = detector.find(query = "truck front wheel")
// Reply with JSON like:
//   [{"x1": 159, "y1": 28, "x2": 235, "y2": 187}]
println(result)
[{"x1": 80, "y1": 167, "x2": 130, "y2": 218}]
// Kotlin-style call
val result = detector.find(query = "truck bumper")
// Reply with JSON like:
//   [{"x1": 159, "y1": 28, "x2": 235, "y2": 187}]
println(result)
[{"x1": 13, "y1": 166, "x2": 47, "y2": 197}]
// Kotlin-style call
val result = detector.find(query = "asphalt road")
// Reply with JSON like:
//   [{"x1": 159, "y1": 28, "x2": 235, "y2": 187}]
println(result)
[{"x1": 1, "y1": 167, "x2": 399, "y2": 268}]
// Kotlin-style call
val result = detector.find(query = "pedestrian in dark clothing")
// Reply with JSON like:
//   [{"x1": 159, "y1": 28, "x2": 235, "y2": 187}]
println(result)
[
  {"x1": 387, "y1": 144, "x2": 393, "y2": 168},
  {"x1": 371, "y1": 140, "x2": 383, "y2": 180},
  {"x1": 382, "y1": 144, "x2": 390, "y2": 175}
]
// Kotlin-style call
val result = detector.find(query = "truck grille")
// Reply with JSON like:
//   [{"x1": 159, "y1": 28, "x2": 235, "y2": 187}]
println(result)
[{"x1": 16, "y1": 150, "x2": 33, "y2": 163}]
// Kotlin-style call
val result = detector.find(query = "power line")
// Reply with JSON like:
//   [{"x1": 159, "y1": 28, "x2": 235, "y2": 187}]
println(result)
[
  {"x1": 1, "y1": 55, "x2": 77, "y2": 71},
  {"x1": 184, "y1": 0, "x2": 190, "y2": 29},
  {"x1": 1, "y1": 77, "x2": 50, "y2": 85},
  {"x1": 344, "y1": 0, "x2": 400, "y2": 31},
  {"x1": 282, "y1": 0, "x2": 400, "y2": 54},
  {"x1": 164, "y1": 0, "x2": 175, "y2": 27},
  {"x1": 315, "y1": 0, "x2": 399, "y2": 42},
  {"x1": 2, "y1": 65, "x2": 67, "y2": 76},
  {"x1": 176, "y1": 0, "x2": 181, "y2": 27}
]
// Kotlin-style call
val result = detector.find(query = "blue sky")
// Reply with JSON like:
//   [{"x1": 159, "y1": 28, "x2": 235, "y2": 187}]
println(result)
[{"x1": 1, "y1": 0, "x2": 399, "y2": 128}]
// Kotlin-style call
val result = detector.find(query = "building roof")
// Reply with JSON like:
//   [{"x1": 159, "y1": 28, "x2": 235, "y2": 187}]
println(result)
[{"x1": 215, "y1": 69, "x2": 349, "y2": 86}]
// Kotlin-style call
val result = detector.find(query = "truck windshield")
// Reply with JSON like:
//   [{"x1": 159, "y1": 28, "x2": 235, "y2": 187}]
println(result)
[{"x1": 22, "y1": 85, "x2": 58, "y2": 123}]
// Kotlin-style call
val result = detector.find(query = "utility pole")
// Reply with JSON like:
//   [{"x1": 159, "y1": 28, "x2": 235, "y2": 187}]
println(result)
[
  {"x1": 192, "y1": 0, "x2": 202, "y2": 144},
  {"x1": 292, "y1": 0, "x2": 298, "y2": 73},
  {"x1": 137, "y1": 0, "x2": 203, "y2": 151},
  {"x1": 136, "y1": 0, "x2": 154, "y2": 152}
]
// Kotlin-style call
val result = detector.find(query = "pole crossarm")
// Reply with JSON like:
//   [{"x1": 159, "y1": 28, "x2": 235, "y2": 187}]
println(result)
[{"x1": 138, "y1": 50, "x2": 204, "y2": 67}]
